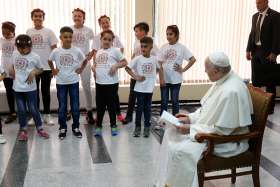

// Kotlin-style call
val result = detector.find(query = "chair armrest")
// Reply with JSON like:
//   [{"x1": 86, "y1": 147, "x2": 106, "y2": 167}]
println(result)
[{"x1": 195, "y1": 131, "x2": 260, "y2": 143}]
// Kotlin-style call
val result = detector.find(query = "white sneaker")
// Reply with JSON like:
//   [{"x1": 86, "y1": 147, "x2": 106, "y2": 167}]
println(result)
[
  {"x1": 0, "y1": 134, "x2": 7, "y2": 144},
  {"x1": 27, "y1": 118, "x2": 35, "y2": 126},
  {"x1": 44, "y1": 114, "x2": 55, "y2": 126}
]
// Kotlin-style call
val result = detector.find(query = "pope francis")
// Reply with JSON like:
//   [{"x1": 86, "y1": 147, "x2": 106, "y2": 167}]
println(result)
[{"x1": 154, "y1": 51, "x2": 253, "y2": 187}]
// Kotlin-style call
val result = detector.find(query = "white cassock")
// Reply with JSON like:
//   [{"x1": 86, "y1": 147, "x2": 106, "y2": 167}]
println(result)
[{"x1": 154, "y1": 71, "x2": 253, "y2": 187}]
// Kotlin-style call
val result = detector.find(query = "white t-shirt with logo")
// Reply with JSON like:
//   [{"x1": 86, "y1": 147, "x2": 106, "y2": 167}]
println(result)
[
  {"x1": 158, "y1": 42, "x2": 193, "y2": 84},
  {"x1": 71, "y1": 25, "x2": 94, "y2": 55},
  {"x1": 12, "y1": 51, "x2": 43, "y2": 92},
  {"x1": 133, "y1": 38, "x2": 159, "y2": 57},
  {"x1": 91, "y1": 33, "x2": 124, "y2": 51},
  {"x1": 0, "y1": 37, "x2": 15, "y2": 77},
  {"x1": 49, "y1": 47, "x2": 85, "y2": 85},
  {"x1": 94, "y1": 47, "x2": 124, "y2": 84},
  {"x1": 26, "y1": 27, "x2": 58, "y2": 70},
  {"x1": 128, "y1": 55, "x2": 159, "y2": 93}
]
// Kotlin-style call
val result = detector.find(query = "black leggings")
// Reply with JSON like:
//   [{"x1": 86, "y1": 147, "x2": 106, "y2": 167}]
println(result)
[
  {"x1": 36, "y1": 70, "x2": 52, "y2": 114},
  {"x1": 3, "y1": 78, "x2": 15, "y2": 114}
]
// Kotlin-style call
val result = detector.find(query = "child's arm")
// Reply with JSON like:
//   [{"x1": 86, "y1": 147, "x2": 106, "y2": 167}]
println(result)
[
  {"x1": 48, "y1": 60, "x2": 59, "y2": 76},
  {"x1": 75, "y1": 57, "x2": 90, "y2": 74},
  {"x1": 125, "y1": 66, "x2": 145, "y2": 82},
  {"x1": 157, "y1": 62, "x2": 165, "y2": 87},
  {"x1": 109, "y1": 58, "x2": 128, "y2": 76},
  {"x1": 91, "y1": 63, "x2": 96, "y2": 80},
  {"x1": 26, "y1": 68, "x2": 43, "y2": 84},
  {"x1": 174, "y1": 56, "x2": 196, "y2": 73}
]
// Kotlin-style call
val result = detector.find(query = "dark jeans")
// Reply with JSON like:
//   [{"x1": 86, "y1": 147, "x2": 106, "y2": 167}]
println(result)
[
  {"x1": 160, "y1": 83, "x2": 181, "y2": 115},
  {"x1": 3, "y1": 78, "x2": 15, "y2": 114},
  {"x1": 0, "y1": 119, "x2": 2, "y2": 134},
  {"x1": 135, "y1": 92, "x2": 153, "y2": 128},
  {"x1": 56, "y1": 83, "x2": 80, "y2": 130},
  {"x1": 96, "y1": 83, "x2": 118, "y2": 128},
  {"x1": 14, "y1": 91, "x2": 42, "y2": 130},
  {"x1": 36, "y1": 70, "x2": 52, "y2": 114},
  {"x1": 125, "y1": 79, "x2": 136, "y2": 119}
]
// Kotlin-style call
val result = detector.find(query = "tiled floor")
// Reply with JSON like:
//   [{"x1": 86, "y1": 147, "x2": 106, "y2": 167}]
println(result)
[{"x1": 0, "y1": 104, "x2": 280, "y2": 187}]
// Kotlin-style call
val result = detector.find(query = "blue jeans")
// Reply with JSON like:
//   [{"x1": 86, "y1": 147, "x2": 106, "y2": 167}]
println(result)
[
  {"x1": 14, "y1": 91, "x2": 42, "y2": 130},
  {"x1": 56, "y1": 83, "x2": 80, "y2": 130},
  {"x1": 160, "y1": 83, "x2": 181, "y2": 115},
  {"x1": 135, "y1": 92, "x2": 153, "y2": 128}
]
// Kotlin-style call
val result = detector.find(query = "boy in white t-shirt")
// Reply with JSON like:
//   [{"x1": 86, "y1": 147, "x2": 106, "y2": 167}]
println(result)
[
  {"x1": 158, "y1": 25, "x2": 196, "y2": 115},
  {"x1": 48, "y1": 27, "x2": 89, "y2": 140},
  {"x1": 125, "y1": 37, "x2": 163, "y2": 138},
  {"x1": 71, "y1": 8, "x2": 95, "y2": 124},
  {"x1": 26, "y1": 8, "x2": 58, "y2": 125},
  {"x1": 0, "y1": 21, "x2": 17, "y2": 124},
  {"x1": 11, "y1": 35, "x2": 49, "y2": 141},
  {"x1": 92, "y1": 30, "x2": 127, "y2": 137},
  {"x1": 0, "y1": 66, "x2": 7, "y2": 143},
  {"x1": 123, "y1": 22, "x2": 159, "y2": 125}
]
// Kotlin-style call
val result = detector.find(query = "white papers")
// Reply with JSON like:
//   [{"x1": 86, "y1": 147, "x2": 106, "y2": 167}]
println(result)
[{"x1": 159, "y1": 110, "x2": 181, "y2": 127}]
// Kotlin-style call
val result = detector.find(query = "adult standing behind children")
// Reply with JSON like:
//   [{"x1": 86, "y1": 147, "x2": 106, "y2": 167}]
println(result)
[
  {"x1": 159, "y1": 25, "x2": 196, "y2": 115},
  {"x1": 123, "y1": 22, "x2": 159, "y2": 125},
  {"x1": 26, "y1": 8, "x2": 58, "y2": 125},
  {"x1": 71, "y1": 8, "x2": 95, "y2": 124}
]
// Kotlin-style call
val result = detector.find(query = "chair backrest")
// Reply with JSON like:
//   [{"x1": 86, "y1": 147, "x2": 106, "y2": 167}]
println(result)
[{"x1": 247, "y1": 84, "x2": 273, "y2": 154}]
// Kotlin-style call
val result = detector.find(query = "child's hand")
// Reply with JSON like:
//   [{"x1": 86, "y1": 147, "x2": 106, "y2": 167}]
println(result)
[
  {"x1": 135, "y1": 75, "x2": 145, "y2": 82},
  {"x1": 25, "y1": 71, "x2": 36, "y2": 84},
  {"x1": 75, "y1": 68, "x2": 83, "y2": 74},
  {"x1": 109, "y1": 65, "x2": 117, "y2": 76},
  {"x1": 160, "y1": 79, "x2": 165, "y2": 87},
  {"x1": 173, "y1": 63, "x2": 184, "y2": 73},
  {"x1": 52, "y1": 69, "x2": 59, "y2": 76}
]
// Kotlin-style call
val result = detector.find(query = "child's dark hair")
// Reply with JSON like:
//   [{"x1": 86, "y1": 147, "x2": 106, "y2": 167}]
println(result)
[
  {"x1": 60, "y1": 26, "x2": 73, "y2": 34},
  {"x1": 31, "y1": 8, "x2": 45, "y2": 19},
  {"x1": 2, "y1": 21, "x2": 16, "y2": 33},
  {"x1": 134, "y1": 22, "x2": 149, "y2": 34},
  {"x1": 166, "y1": 25, "x2": 180, "y2": 41},
  {"x1": 15, "y1": 34, "x2": 32, "y2": 48},
  {"x1": 140, "y1": 36, "x2": 153, "y2": 45},
  {"x1": 100, "y1": 30, "x2": 115, "y2": 39},
  {"x1": 98, "y1": 15, "x2": 110, "y2": 25},
  {"x1": 72, "y1": 8, "x2": 86, "y2": 20}
]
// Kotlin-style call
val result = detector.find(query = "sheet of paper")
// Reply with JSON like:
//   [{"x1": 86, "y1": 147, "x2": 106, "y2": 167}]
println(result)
[{"x1": 159, "y1": 110, "x2": 181, "y2": 127}]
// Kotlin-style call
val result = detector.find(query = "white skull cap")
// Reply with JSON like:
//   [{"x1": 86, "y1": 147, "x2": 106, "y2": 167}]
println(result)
[{"x1": 208, "y1": 51, "x2": 230, "y2": 67}]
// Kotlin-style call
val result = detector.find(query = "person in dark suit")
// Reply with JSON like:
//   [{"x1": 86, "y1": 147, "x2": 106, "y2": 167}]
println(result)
[{"x1": 246, "y1": 0, "x2": 280, "y2": 114}]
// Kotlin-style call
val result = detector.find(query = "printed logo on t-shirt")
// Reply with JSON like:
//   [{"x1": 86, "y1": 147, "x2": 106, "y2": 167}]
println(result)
[
  {"x1": 31, "y1": 34, "x2": 46, "y2": 49},
  {"x1": 96, "y1": 52, "x2": 109, "y2": 67},
  {"x1": 72, "y1": 32, "x2": 85, "y2": 45},
  {"x1": 1, "y1": 43, "x2": 14, "y2": 57},
  {"x1": 59, "y1": 54, "x2": 74, "y2": 68},
  {"x1": 142, "y1": 63, "x2": 153, "y2": 77},
  {"x1": 165, "y1": 49, "x2": 177, "y2": 61},
  {"x1": 15, "y1": 57, "x2": 28, "y2": 71}
]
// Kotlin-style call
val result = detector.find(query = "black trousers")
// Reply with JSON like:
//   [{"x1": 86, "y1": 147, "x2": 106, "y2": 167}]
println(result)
[
  {"x1": 3, "y1": 78, "x2": 16, "y2": 114},
  {"x1": 0, "y1": 119, "x2": 2, "y2": 134},
  {"x1": 36, "y1": 70, "x2": 52, "y2": 114},
  {"x1": 125, "y1": 79, "x2": 136, "y2": 119},
  {"x1": 251, "y1": 47, "x2": 276, "y2": 109},
  {"x1": 115, "y1": 85, "x2": 121, "y2": 115},
  {"x1": 96, "y1": 83, "x2": 118, "y2": 128}
]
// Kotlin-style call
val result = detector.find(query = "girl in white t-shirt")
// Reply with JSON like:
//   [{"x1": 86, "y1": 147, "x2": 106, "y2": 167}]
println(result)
[
  {"x1": 71, "y1": 8, "x2": 95, "y2": 124},
  {"x1": 11, "y1": 35, "x2": 50, "y2": 141},
  {"x1": 92, "y1": 30, "x2": 127, "y2": 136},
  {"x1": 158, "y1": 25, "x2": 196, "y2": 115},
  {"x1": 91, "y1": 15, "x2": 125, "y2": 123},
  {"x1": 0, "y1": 21, "x2": 17, "y2": 124},
  {"x1": 0, "y1": 66, "x2": 7, "y2": 144}
]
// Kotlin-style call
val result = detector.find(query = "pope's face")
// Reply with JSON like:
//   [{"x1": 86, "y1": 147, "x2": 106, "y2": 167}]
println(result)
[{"x1": 204, "y1": 59, "x2": 220, "y2": 82}]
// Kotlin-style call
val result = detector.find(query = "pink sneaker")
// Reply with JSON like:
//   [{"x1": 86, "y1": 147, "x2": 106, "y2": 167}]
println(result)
[
  {"x1": 117, "y1": 114, "x2": 125, "y2": 123},
  {"x1": 18, "y1": 131, "x2": 28, "y2": 141},
  {"x1": 37, "y1": 129, "x2": 50, "y2": 139}
]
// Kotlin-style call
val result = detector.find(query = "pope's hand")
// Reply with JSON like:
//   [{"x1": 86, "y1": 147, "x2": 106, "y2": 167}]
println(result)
[{"x1": 175, "y1": 124, "x2": 190, "y2": 134}]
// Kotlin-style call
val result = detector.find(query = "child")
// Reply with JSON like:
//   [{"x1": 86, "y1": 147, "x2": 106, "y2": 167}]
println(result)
[
  {"x1": 91, "y1": 15, "x2": 125, "y2": 123},
  {"x1": 123, "y1": 22, "x2": 159, "y2": 124},
  {"x1": 71, "y1": 8, "x2": 95, "y2": 124},
  {"x1": 92, "y1": 30, "x2": 127, "y2": 136},
  {"x1": 0, "y1": 66, "x2": 7, "y2": 144},
  {"x1": 26, "y1": 8, "x2": 58, "y2": 125},
  {"x1": 125, "y1": 36, "x2": 163, "y2": 137},
  {"x1": 158, "y1": 25, "x2": 196, "y2": 115},
  {"x1": 0, "y1": 21, "x2": 17, "y2": 124},
  {"x1": 48, "y1": 26, "x2": 89, "y2": 140},
  {"x1": 12, "y1": 34, "x2": 49, "y2": 141}
]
